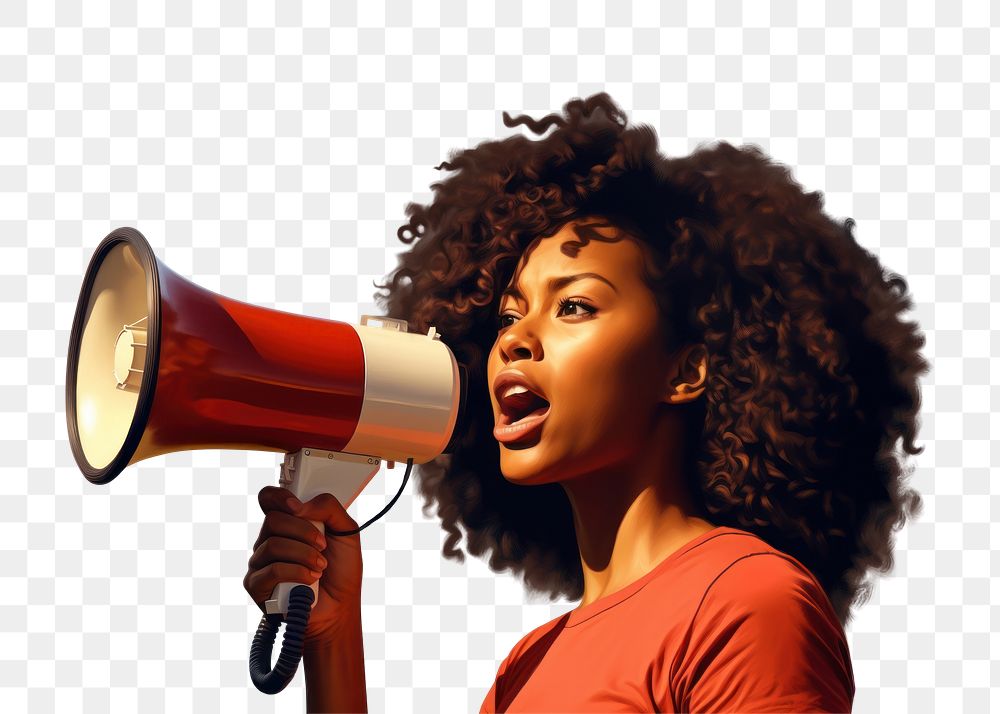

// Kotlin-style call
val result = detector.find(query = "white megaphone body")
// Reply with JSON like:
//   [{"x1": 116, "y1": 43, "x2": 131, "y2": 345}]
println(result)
[{"x1": 65, "y1": 227, "x2": 469, "y2": 693}]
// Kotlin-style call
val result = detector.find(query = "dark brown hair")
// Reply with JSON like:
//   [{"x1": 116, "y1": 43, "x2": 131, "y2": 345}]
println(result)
[{"x1": 373, "y1": 93, "x2": 928, "y2": 627}]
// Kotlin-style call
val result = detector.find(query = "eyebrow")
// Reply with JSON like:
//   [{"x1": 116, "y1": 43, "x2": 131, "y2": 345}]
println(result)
[{"x1": 500, "y1": 272, "x2": 619, "y2": 302}]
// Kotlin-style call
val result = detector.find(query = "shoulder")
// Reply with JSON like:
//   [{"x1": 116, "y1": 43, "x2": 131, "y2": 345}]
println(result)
[
  {"x1": 690, "y1": 550, "x2": 847, "y2": 658},
  {"x1": 670, "y1": 550, "x2": 855, "y2": 713},
  {"x1": 702, "y1": 550, "x2": 835, "y2": 620},
  {"x1": 483, "y1": 612, "x2": 572, "y2": 713},
  {"x1": 665, "y1": 528, "x2": 835, "y2": 622},
  {"x1": 494, "y1": 609, "x2": 570, "y2": 676}
]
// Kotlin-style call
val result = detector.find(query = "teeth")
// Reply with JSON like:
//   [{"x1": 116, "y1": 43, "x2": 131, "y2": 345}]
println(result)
[{"x1": 502, "y1": 384, "x2": 531, "y2": 399}]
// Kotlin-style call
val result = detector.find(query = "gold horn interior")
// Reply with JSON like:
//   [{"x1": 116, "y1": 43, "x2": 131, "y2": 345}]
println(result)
[{"x1": 75, "y1": 241, "x2": 150, "y2": 470}]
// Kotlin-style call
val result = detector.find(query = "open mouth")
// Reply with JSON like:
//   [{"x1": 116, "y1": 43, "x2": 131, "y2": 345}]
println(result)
[
  {"x1": 495, "y1": 396, "x2": 551, "y2": 445},
  {"x1": 498, "y1": 403, "x2": 551, "y2": 427},
  {"x1": 498, "y1": 391, "x2": 551, "y2": 426}
]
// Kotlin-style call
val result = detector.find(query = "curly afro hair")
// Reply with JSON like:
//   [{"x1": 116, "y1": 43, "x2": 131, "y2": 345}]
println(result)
[{"x1": 373, "y1": 92, "x2": 929, "y2": 627}]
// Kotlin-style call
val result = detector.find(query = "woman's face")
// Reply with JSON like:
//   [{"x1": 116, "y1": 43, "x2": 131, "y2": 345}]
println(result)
[{"x1": 486, "y1": 218, "x2": 675, "y2": 486}]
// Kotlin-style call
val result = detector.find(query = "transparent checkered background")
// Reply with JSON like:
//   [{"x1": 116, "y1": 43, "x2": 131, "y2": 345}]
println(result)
[{"x1": 0, "y1": 0, "x2": 994, "y2": 712}]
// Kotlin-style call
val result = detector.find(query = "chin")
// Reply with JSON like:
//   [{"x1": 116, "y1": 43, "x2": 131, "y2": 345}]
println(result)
[{"x1": 498, "y1": 446, "x2": 559, "y2": 485}]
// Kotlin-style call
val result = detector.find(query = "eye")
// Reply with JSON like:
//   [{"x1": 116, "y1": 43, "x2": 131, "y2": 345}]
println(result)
[
  {"x1": 555, "y1": 297, "x2": 595, "y2": 318},
  {"x1": 497, "y1": 297, "x2": 597, "y2": 330}
]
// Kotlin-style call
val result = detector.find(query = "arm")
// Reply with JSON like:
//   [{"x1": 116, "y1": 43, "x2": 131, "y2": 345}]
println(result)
[
  {"x1": 669, "y1": 553, "x2": 856, "y2": 713},
  {"x1": 303, "y1": 605, "x2": 368, "y2": 714}
]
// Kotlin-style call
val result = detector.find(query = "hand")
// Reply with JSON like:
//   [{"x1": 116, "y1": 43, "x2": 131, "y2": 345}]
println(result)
[{"x1": 244, "y1": 486, "x2": 364, "y2": 647}]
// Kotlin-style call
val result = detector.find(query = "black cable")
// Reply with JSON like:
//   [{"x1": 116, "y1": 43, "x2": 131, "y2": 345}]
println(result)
[
  {"x1": 249, "y1": 584, "x2": 313, "y2": 694},
  {"x1": 327, "y1": 456, "x2": 414, "y2": 536},
  {"x1": 249, "y1": 457, "x2": 414, "y2": 694}
]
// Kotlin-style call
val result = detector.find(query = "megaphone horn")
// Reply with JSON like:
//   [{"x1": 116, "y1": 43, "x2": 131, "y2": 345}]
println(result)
[{"x1": 65, "y1": 227, "x2": 468, "y2": 486}]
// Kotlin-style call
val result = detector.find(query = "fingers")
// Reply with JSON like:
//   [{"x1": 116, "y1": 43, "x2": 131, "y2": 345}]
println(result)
[
  {"x1": 287, "y1": 492, "x2": 360, "y2": 535},
  {"x1": 243, "y1": 560, "x2": 324, "y2": 610},
  {"x1": 247, "y1": 534, "x2": 328, "y2": 574},
  {"x1": 252, "y1": 509, "x2": 327, "y2": 553},
  {"x1": 257, "y1": 485, "x2": 358, "y2": 533},
  {"x1": 258, "y1": 485, "x2": 301, "y2": 516},
  {"x1": 254, "y1": 486, "x2": 328, "y2": 551}
]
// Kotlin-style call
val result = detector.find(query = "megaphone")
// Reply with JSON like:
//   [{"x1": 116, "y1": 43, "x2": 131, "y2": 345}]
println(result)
[{"x1": 65, "y1": 227, "x2": 469, "y2": 694}]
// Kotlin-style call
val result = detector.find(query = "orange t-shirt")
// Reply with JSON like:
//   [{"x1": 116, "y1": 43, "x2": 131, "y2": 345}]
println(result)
[{"x1": 479, "y1": 526, "x2": 855, "y2": 713}]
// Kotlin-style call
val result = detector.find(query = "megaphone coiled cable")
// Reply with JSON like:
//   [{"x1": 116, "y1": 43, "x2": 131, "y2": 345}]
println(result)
[
  {"x1": 249, "y1": 585, "x2": 314, "y2": 694},
  {"x1": 249, "y1": 456, "x2": 414, "y2": 695}
]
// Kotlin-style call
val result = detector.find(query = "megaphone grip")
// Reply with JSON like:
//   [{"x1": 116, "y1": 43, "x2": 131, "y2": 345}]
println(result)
[{"x1": 266, "y1": 448, "x2": 381, "y2": 616}]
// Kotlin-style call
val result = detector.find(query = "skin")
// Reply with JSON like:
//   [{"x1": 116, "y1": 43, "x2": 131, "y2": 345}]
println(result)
[{"x1": 487, "y1": 217, "x2": 717, "y2": 607}]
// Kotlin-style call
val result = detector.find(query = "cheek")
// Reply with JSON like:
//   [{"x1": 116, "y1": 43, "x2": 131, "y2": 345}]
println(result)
[
  {"x1": 559, "y1": 338, "x2": 661, "y2": 423},
  {"x1": 543, "y1": 366, "x2": 649, "y2": 473},
  {"x1": 553, "y1": 343, "x2": 642, "y2": 417}
]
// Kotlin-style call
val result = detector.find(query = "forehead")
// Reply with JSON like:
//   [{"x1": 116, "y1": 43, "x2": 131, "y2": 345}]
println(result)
[{"x1": 506, "y1": 219, "x2": 645, "y2": 287}]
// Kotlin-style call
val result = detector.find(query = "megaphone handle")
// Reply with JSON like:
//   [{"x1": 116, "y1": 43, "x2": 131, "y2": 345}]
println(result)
[{"x1": 264, "y1": 448, "x2": 382, "y2": 617}]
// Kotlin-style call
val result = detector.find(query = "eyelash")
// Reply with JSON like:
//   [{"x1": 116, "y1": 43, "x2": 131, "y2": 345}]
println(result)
[{"x1": 497, "y1": 297, "x2": 597, "y2": 330}]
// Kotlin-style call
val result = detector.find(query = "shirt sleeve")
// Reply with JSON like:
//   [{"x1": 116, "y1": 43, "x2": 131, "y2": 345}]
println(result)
[
  {"x1": 479, "y1": 645, "x2": 515, "y2": 713},
  {"x1": 478, "y1": 657, "x2": 504, "y2": 713},
  {"x1": 479, "y1": 678, "x2": 498, "y2": 713},
  {"x1": 669, "y1": 552, "x2": 856, "y2": 713}
]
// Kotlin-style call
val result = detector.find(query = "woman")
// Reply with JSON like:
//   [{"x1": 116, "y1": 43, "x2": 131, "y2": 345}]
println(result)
[{"x1": 244, "y1": 93, "x2": 928, "y2": 712}]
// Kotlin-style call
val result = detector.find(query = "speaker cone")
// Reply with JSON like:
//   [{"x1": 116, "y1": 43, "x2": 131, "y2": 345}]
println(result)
[{"x1": 66, "y1": 228, "x2": 162, "y2": 485}]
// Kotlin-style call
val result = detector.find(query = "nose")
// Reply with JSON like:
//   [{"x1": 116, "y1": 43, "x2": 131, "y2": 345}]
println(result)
[{"x1": 497, "y1": 319, "x2": 541, "y2": 363}]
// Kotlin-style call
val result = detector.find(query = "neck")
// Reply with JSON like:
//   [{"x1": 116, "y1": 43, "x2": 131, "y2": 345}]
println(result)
[{"x1": 559, "y1": 410, "x2": 715, "y2": 608}]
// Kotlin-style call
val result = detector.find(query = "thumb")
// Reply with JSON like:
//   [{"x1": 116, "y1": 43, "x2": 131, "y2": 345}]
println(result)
[{"x1": 290, "y1": 492, "x2": 360, "y2": 534}]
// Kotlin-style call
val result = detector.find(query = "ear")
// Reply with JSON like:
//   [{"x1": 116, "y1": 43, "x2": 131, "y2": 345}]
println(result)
[{"x1": 662, "y1": 343, "x2": 708, "y2": 405}]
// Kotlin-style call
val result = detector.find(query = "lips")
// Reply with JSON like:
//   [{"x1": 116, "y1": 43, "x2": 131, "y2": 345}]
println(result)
[
  {"x1": 494, "y1": 404, "x2": 550, "y2": 444},
  {"x1": 493, "y1": 372, "x2": 550, "y2": 422}
]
